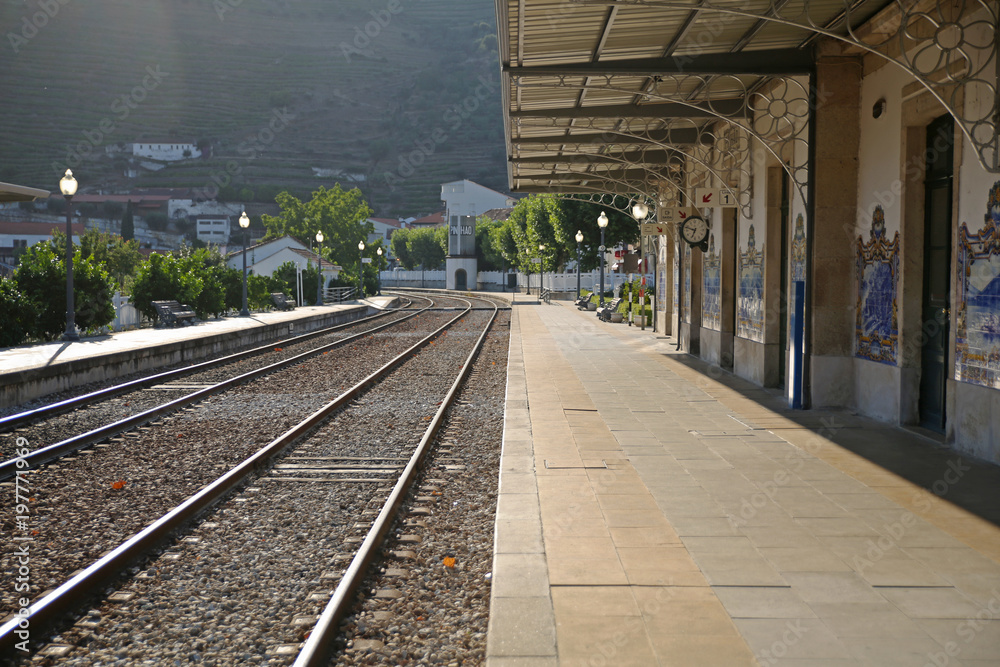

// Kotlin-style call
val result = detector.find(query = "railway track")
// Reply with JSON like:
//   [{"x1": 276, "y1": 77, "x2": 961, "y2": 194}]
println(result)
[
  {"x1": 0, "y1": 295, "x2": 433, "y2": 471},
  {"x1": 0, "y1": 292, "x2": 509, "y2": 665}
]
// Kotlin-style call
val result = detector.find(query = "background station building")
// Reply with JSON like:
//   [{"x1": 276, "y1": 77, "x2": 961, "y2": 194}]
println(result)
[{"x1": 495, "y1": 0, "x2": 999, "y2": 461}]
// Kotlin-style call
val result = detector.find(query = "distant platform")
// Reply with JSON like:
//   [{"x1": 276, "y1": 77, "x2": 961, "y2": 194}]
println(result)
[{"x1": 0, "y1": 298, "x2": 396, "y2": 409}]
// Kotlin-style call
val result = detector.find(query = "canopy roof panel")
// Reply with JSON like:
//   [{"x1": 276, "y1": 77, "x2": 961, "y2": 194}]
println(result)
[{"x1": 497, "y1": 0, "x2": 1000, "y2": 191}]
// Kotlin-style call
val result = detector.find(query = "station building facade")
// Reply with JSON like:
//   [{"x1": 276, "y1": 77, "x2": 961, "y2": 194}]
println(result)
[{"x1": 496, "y1": 1, "x2": 999, "y2": 462}]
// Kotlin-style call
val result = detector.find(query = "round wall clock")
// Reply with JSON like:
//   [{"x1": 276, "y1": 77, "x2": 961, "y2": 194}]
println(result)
[{"x1": 680, "y1": 215, "x2": 709, "y2": 247}]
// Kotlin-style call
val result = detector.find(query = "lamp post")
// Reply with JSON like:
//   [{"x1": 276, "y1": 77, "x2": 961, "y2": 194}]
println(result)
[
  {"x1": 575, "y1": 230, "x2": 583, "y2": 299},
  {"x1": 376, "y1": 246, "x2": 383, "y2": 295},
  {"x1": 60, "y1": 169, "x2": 79, "y2": 341},
  {"x1": 315, "y1": 230, "x2": 324, "y2": 306},
  {"x1": 538, "y1": 244, "x2": 545, "y2": 296},
  {"x1": 239, "y1": 211, "x2": 250, "y2": 316},
  {"x1": 358, "y1": 240, "x2": 365, "y2": 299},
  {"x1": 598, "y1": 211, "x2": 609, "y2": 307}
]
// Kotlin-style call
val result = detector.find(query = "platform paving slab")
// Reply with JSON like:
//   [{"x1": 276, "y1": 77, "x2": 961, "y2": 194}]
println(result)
[{"x1": 488, "y1": 295, "x2": 1000, "y2": 666}]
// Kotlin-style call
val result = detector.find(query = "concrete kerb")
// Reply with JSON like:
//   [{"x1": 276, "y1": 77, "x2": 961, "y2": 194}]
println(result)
[{"x1": 0, "y1": 303, "x2": 377, "y2": 409}]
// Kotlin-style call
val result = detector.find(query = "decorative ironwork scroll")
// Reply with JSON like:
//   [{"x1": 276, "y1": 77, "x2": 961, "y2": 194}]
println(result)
[{"x1": 572, "y1": 0, "x2": 999, "y2": 172}]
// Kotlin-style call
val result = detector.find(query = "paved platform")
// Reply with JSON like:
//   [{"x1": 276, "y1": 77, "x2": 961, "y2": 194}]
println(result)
[
  {"x1": 488, "y1": 295, "x2": 1000, "y2": 666},
  {"x1": 0, "y1": 298, "x2": 393, "y2": 408}
]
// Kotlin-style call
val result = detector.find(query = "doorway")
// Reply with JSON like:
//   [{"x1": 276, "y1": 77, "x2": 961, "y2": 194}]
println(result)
[
  {"x1": 919, "y1": 114, "x2": 953, "y2": 431},
  {"x1": 455, "y1": 268, "x2": 467, "y2": 291}
]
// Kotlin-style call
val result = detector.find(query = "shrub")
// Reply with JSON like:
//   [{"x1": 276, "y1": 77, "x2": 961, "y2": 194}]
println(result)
[
  {"x1": 14, "y1": 243, "x2": 115, "y2": 339},
  {"x1": 0, "y1": 278, "x2": 33, "y2": 347},
  {"x1": 131, "y1": 253, "x2": 204, "y2": 322}
]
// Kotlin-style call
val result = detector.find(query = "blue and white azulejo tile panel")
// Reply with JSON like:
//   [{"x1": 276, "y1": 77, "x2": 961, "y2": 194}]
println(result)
[
  {"x1": 855, "y1": 205, "x2": 900, "y2": 365},
  {"x1": 702, "y1": 233, "x2": 721, "y2": 330},
  {"x1": 738, "y1": 224, "x2": 764, "y2": 342},
  {"x1": 956, "y1": 180, "x2": 1000, "y2": 389}
]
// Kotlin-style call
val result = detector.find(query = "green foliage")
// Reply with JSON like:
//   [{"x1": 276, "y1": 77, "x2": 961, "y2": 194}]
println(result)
[
  {"x1": 262, "y1": 185, "x2": 374, "y2": 273},
  {"x1": 390, "y1": 230, "x2": 414, "y2": 268},
  {"x1": 120, "y1": 201, "x2": 135, "y2": 242},
  {"x1": 131, "y1": 253, "x2": 204, "y2": 321},
  {"x1": 14, "y1": 243, "x2": 116, "y2": 340},
  {"x1": 75, "y1": 228, "x2": 143, "y2": 290},
  {"x1": 247, "y1": 274, "x2": 272, "y2": 310},
  {"x1": 474, "y1": 217, "x2": 506, "y2": 271},
  {"x1": 489, "y1": 195, "x2": 639, "y2": 273},
  {"x1": 0, "y1": 279, "x2": 33, "y2": 347}
]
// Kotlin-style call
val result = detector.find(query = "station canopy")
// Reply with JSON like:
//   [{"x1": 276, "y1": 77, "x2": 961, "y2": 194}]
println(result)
[
  {"x1": 0, "y1": 181, "x2": 49, "y2": 203},
  {"x1": 497, "y1": 0, "x2": 1000, "y2": 202}
]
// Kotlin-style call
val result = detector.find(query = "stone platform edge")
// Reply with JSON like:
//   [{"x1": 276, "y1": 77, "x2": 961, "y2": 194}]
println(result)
[{"x1": 0, "y1": 303, "x2": 382, "y2": 409}]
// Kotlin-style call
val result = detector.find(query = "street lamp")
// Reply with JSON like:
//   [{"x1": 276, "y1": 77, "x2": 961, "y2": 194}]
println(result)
[
  {"x1": 60, "y1": 169, "x2": 79, "y2": 340},
  {"x1": 376, "y1": 246, "x2": 383, "y2": 295},
  {"x1": 315, "y1": 230, "x2": 324, "y2": 306},
  {"x1": 632, "y1": 201, "x2": 649, "y2": 221},
  {"x1": 538, "y1": 244, "x2": 545, "y2": 296},
  {"x1": 575, "y1": 230, "x2": 584, "y2": 299},
  {"x1": 598, "y1": 211, "x2": 609, "y2": 306},
  {"x1": 239, "y1": 211, "x2": 250, "y2": 316},
  {"x1": 358, "y1": 240, "x2": 365, "y2": 298}
]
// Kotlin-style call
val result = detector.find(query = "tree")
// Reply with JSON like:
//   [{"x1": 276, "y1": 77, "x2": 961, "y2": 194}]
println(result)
[
  {"x1": 261, "y1": 184, "x2": 374, "y2": 275},
  {"x1": 487, "y1": 194, "x2": 638, "y2": 273},
  {"x1": 390, "y1": 229, "x2": 414, "y2": 269},
  {"x1": 405, "y1": 227, "x2": 446, "y2": 269},
  {"x1": 74, "y1": 228, "x2": 143, "y2": 290},
  {"x1": 131, "y1": 253, "x2": 204, "y2": 322},
  {"x1": 14, "y1": 243, "x2": 115, "y2": 340},
  {"x1": 121, "y1": 200, "x2": 135, "y2": 241},
  {"x1": 475, "y1": 217, "x2": 507, "y2": 271}
]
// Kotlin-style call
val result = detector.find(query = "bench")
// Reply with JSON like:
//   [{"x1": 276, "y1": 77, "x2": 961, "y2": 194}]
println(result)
[
  {"x1": 152, "y1": 300, "x2": 196, "y2": 327},
  {"x1": 271, "y1": 292, "x2": 295, "y2": 311},
  {"x1": 575, "y1": 295, "x2": 591, "y2": 309},
  {"x1": 596, "y1": 297, "x2": 622, "y2": 322}
]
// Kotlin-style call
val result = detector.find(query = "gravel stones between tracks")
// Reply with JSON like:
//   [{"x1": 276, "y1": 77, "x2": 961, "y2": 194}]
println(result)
[
  {"x1": 0, "y1": 312, "x2": 460, "y2": 619},
  {"x1": 0, "y1": 311, "x2": 421, "y2": 462},
  {"x1": 2, "y1": 309, "x2": 505, "y2": 666},
  {"x1": 331, "y1": 312, "x2": 509, "y2": 667}
]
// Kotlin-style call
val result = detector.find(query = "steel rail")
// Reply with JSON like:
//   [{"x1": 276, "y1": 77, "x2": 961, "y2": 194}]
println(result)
[
  {"x1": 295, "y1": 296, "x2": 500, "y2": 667},
  {"x1": 0, "y1": 295, "x2": 423, "y2": 433},
  {"x1": 0, "y1": 296, "x2": 474, "y2": 654},
  {"x1": 0, "y1": 298, "x2": 433, "y2": 482}
]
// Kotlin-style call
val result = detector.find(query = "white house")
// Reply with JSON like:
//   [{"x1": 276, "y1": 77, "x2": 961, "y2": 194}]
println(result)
[
  {"x1": 440, "y1": 180, "x2": 516, "y2": 224},
  {"x1": 195, "y1": 216, "x2": 231, "y2": 244},
  {"x1": 366, "y1": 217, "x2": 400, "y2": 253},
  {"x1": 225, "y1": 235, "x2": 341, "y2": 284},
  {"x1": 131, "y1": 143, "x2": 200, "y2": 162}
]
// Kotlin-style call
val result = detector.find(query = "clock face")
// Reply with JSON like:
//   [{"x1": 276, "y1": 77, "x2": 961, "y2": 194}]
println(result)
[{"x1": 681, "y1": 216, "x2": 709, "y2": 246}]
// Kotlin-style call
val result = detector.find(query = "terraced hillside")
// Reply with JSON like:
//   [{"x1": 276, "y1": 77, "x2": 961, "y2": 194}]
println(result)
[{"x1": 0, "y1": 0, "x2": 507, "y2": 214}]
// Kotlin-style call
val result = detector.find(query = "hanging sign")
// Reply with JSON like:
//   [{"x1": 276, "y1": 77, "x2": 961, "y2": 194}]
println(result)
[{"x1": 694, "y1": 188, "x2": 738, "y2": 208}]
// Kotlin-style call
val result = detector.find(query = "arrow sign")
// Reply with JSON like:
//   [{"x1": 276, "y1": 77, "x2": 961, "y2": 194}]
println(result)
[
  {"x1": 657, "y1": 207, "x2": 695, "y2": 222},
  {"x1": 694, "y1": 187, "x2": 737, "y2": 208},
  {"x1": 641, "y1": 224, "x2": 668, "y2": 236},
  {"x1": 695, "y1": 187, "x2": 717, "y2": 205}
]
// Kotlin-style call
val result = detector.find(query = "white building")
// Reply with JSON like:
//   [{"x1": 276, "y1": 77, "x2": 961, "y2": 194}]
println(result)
[
  {"x1": 168, "y1": 199, "x2": 244, "y2": 220},
  {"x1": 131, "y1": 143, "x2": 200, "y2": 162},
  {"x1": 225, "y1": 235, "x2": 341, "y2": 284},
  {"x1": 195, "y1": 216, "x2": 231, "y2": 244},
  {"x1": 366, "y1": 217, "x2": 400, "y2": 248},
  {"x1": 440, "y1": 180, "x2": 516, "y2": 224}
]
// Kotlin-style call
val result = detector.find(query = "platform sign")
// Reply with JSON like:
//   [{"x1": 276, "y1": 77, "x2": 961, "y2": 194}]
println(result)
[
  {"x1": 361, "y1": 257, "x2": 372, "y2": 264},
  {"x1": 657, "y1": 207, "x2": 695, "y2": 223},
  {"x1": 448, "y1": 215, "x2": 476, "y2": 256},
  {"x1": 641, "y1": 223, "x2": 669, "y2": 236},
  {"x1": 531, "y1": 257, "x2": 542, "y2": 264},
  {"x1": 694, "y1": 188, "x2": 737, "y2": 208}
]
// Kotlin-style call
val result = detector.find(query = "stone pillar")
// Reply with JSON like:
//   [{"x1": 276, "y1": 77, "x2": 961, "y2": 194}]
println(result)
[
  {"x1": 809, "y1": 51, "x2": 862, "y2": 407},
  {"x1": 656, "y1": 233, "x2": 674, "y2": 336}
]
